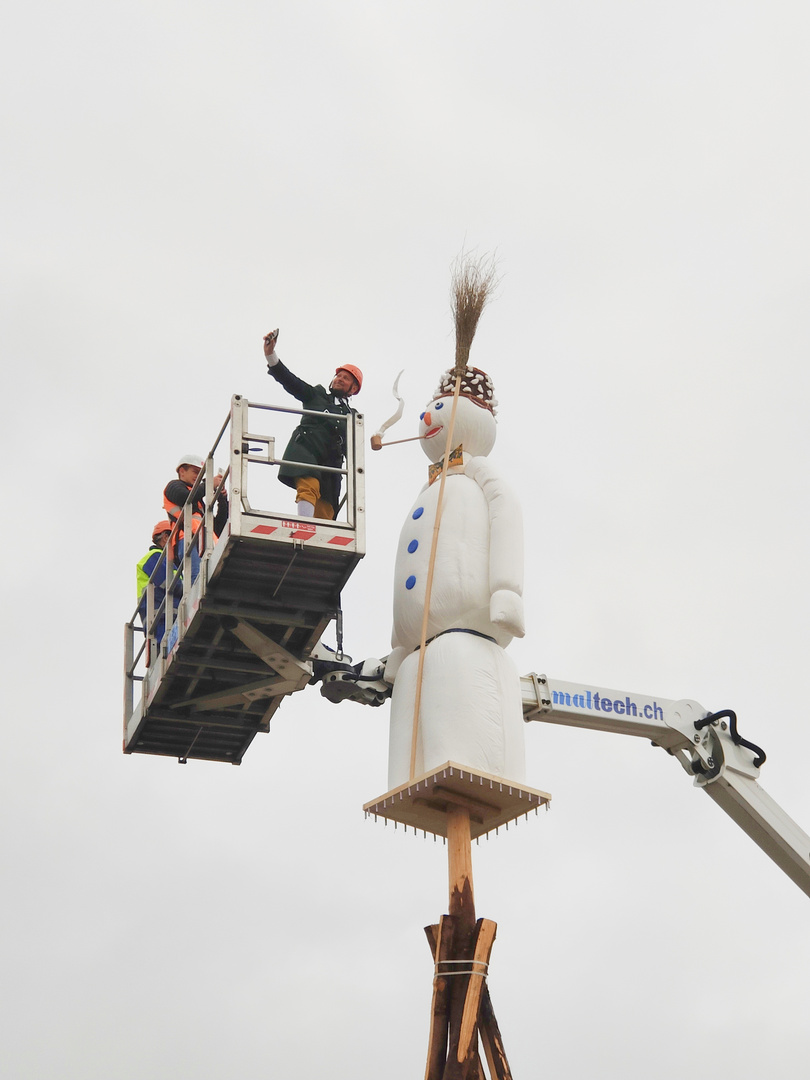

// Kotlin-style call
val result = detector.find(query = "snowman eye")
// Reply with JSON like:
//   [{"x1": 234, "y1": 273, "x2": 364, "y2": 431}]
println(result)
[
  {"x1": 435, "y1": 401, "x2": 444, "y2": 410},
  {"x1": 419, "y1": 411, "x2": 425, "y2": 420}
]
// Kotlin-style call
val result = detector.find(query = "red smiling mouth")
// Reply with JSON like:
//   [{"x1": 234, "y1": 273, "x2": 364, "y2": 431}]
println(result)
[{"x1": 424, "y1": 427, "x2": 442, "y2": 439}]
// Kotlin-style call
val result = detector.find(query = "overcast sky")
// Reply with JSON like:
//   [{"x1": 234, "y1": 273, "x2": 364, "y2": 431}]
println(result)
[{"x1": 3, "y1": 2, "x2": 810, "y2": 1077}]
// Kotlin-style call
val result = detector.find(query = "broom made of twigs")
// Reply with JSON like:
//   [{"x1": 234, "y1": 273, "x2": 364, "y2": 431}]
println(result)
[{"x1": 451, "y1": 251, "x2": 498, "y2": 376}]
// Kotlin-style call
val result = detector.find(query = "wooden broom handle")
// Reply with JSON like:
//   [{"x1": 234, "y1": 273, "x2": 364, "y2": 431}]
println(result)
[{"x1": 408, "y1": 371, "x2": 463, "y2": 780}]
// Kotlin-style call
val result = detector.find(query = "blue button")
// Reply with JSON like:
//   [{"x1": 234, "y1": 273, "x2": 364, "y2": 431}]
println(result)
[
  {"x1": 412, "y1": 507, "x2": 424, "y2": 519},
  {"x1": 407, "y1": 539, "x2": 418, "y2": 553},
  {"x1": 405, "y1": 575, "x2": 416, "y2": 590}
]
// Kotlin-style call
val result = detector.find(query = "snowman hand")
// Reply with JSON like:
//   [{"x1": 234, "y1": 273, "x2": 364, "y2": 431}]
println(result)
[
  {"x1": 384, "y1": 645, "x2": 409, "y2": 684},
  {"x1": 490, "y1": 589, "x2": 525, "y2": 638}
]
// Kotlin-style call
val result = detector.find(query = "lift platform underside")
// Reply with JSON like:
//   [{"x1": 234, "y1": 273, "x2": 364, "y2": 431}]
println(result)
[{"x1": 125, "y1": 521, "x2": 361, "y2": 764}]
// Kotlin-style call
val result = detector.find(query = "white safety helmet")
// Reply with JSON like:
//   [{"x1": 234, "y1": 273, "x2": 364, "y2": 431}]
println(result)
[{"x1": 176, "y1": 453, "x2": 205, "y2": 472}]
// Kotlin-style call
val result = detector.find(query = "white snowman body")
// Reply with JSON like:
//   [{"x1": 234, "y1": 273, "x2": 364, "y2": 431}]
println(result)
[{"x1": 385, "y1": 387, "x2": 527, "y2": 788}]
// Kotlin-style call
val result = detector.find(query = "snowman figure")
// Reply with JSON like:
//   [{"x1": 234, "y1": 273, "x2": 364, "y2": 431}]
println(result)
[{"x1": 385, "y1": 367, "x2": 526, "y2": 789}]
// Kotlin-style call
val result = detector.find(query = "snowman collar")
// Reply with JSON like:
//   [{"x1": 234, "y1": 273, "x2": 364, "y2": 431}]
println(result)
[{"x1": 428, "y1": 445, "x2": 464, "y2": 485}]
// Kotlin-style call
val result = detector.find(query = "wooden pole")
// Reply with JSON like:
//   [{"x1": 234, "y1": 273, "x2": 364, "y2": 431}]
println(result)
[
  {"x1": 447, "y1": 806, "x2": 475, "y2": 929},
  {"x1": 442, "y1": 806, "x2": 480, "y2": 1079},
  {"x1": 479, "y1": 989, "x2": 513, "y2": 1080},
  {"x1": 457, "y1": 920, "x2": 497, "y2": 1063},
  {"x1": 424, "y1": 918, "x2": 455, "y2": 1080}
]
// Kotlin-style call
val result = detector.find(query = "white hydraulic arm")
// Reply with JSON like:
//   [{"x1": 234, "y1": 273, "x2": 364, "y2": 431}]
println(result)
[{"x1": 521, "y1": 673, "x2": 810, "y2": 899}]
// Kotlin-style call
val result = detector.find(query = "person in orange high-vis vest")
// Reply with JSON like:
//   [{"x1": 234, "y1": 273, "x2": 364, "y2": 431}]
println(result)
[{"x1": 163, "y1": 453, "x2": 229, "y2": 579}]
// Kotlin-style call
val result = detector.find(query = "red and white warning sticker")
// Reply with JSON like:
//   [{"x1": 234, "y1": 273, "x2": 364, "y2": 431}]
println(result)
[
  {"x1": 282, "y1": 520, "x2": 316, "y2": 535},
  {"x1": 250, "y1": 520, "x2": 354, "y2": 546}
]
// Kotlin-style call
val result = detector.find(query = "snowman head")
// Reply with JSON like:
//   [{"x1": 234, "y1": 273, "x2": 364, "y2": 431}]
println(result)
[{"x1": 418, "y1": 367, "x2": 498, "y2": 462}]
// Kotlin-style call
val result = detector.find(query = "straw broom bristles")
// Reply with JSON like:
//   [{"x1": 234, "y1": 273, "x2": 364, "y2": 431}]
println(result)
[{"x1": 451, "y1": 250, "x2": 499, "y2": 376}]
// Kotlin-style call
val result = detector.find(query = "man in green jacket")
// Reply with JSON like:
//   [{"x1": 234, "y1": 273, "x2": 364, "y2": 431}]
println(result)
[{"x1": 263, "y1": 330, "x2": 363, "y2": 519}]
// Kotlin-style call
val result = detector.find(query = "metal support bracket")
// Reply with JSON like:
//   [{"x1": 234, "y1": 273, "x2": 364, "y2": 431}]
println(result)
[
  {"x1": 167, "y1": 618, "x2": 314, "y2": 711},
  {"x1": 223, "y1": 618, "x2": 313, "y2": 684},
  {"x1": 525, "y1": 672, "x2": 552, "y2": 718},
  {"x1": 175, "y1": 674, "x2": 310, "y2": 711}
]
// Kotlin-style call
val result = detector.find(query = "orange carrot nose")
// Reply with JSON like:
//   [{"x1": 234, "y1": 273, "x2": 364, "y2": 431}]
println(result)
[{"x1": 423, "y1": 411, "x2": 431, "y2": 426}]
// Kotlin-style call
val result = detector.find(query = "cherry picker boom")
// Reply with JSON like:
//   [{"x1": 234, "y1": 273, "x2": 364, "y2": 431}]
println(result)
[{"x1": 521, "y1": 672, "x2": 810, "y2": 898}]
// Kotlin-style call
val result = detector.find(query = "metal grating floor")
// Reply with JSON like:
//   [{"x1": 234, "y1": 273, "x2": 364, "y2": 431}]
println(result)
[{"x1": 125, "y1": 534, "x2": 361, "y2": 763}]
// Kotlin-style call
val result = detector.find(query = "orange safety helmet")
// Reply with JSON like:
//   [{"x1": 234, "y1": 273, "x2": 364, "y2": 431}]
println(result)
[
  {"x1": 334, "y1": 364, "x2": 363, "y2": 392},
  {"x1": 152, "y1": 519, "x2": 174, "y2": 541}
]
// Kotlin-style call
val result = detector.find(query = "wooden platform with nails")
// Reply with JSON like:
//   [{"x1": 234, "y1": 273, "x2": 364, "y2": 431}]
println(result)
[{"x1": 363, "y1": 762, "x2": 551, "y2": 839}]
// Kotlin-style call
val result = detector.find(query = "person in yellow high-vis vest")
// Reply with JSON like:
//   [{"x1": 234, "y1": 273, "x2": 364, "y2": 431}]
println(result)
[{"x1": 136, "y1": 520, "x2": 174, "y2": 643}]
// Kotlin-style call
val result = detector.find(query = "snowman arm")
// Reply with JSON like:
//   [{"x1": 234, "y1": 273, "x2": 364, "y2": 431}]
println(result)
[
  {"x1": 384, "y1": 644, "x2": 409, "y2": 684},
  {"x1": 465, "y1": 456, "x2": 524, "y2": 594},
  {"x1": 465, "y1": 456, "x2": 525, "y2": 637}
]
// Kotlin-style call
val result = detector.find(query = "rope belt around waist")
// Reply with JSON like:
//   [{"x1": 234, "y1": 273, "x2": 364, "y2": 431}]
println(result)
[{"x1": 415, "y1": 627, "x2": 497, "y2": 653}]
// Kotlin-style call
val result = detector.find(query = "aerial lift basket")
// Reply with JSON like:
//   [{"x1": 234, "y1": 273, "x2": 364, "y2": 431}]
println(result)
[{"x1": 123, "y1": 395, "x2": 366, "y2": 764}]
